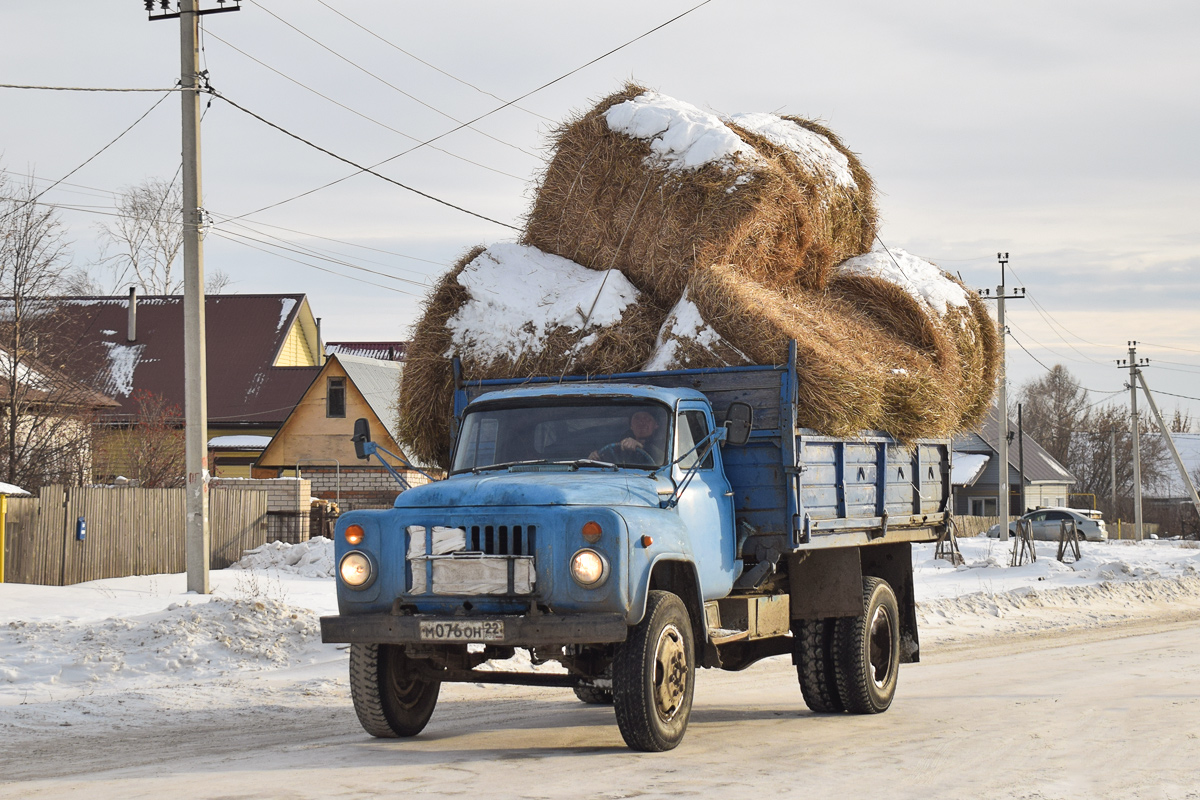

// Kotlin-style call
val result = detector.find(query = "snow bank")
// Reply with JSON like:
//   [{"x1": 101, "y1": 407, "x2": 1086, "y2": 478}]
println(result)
[{"x1": 229, "y1": 536, "x2": 335, "y2": 578}]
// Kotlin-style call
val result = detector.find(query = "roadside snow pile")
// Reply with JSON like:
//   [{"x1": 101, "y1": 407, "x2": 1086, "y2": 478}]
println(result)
[
  {"x1": 229, "y1": 536, "x2": 335, "y2": 578},
  {"x1": 913, "y1": 537, "x2": 1200, "y2": 640},
  {"x1": 0, "y1": 598, "x2": 325, "y2": 700}
]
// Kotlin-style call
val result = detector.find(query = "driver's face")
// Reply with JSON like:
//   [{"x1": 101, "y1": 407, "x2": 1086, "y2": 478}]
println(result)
[{"x1": 630, "y1": 411, "x2": 658, "y2": 439}]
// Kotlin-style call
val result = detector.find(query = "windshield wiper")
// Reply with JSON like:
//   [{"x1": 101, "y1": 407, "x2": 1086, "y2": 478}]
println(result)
[{"x1": 469, "y1": 458, "x2": 620, "y2": 474}]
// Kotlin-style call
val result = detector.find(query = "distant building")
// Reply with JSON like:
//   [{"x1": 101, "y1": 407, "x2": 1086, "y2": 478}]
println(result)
[
  {"x1": 255, "y1": 353, "x2": 432, "y2": 510},
  {"x1": 43, "y1": 292, "x2": 323, "y2": 478},
  {"x1": 952, "y1": 405, "x2": 1076, "y2": 516}
]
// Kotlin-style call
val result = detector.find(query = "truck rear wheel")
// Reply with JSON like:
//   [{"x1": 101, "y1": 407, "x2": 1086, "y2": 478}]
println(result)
[
  {"x1": 833, "y1": 577, "x2": 900, "y2": 714},
  {"x1": 794, "y1": 617, "x2": 845, "y2": 713},
  {"x1": 349, "y1": 643, "x2": 441, "y2": 737},
  {"x1": 612, "y1": 590, "x2": 695, "y2": 752}
]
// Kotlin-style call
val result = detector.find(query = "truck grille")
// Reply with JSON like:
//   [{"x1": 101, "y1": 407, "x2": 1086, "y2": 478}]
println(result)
[{"x1": 465, "y1": 524, "x2": 536, "y2": 556}]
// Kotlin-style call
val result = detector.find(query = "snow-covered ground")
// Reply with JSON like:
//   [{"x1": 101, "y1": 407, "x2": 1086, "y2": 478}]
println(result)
[{"x1": 3, "y1": 533, "x2": 1199, "y2": 714}]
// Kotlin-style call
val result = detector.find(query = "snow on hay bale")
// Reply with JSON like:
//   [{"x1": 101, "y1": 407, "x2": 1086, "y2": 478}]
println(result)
[
  {"x1": 397, "y1": 243, "x2": 666, "y2": 468},
  {"x1": 521, "y1": 85, "x2": 877, "y2": 305}
]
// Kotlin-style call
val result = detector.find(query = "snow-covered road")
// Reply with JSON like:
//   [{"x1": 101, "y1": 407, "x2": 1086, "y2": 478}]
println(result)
[{"x1": 2, "y1": 536, "x2": 1199, "y2": 798}]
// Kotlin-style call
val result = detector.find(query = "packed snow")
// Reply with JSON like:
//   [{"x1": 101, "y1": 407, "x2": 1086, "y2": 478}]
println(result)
[
  {"x1": 643, "y1": 289, "x2": 750, "y2": 371},
  {"x1": 729, "y1": 112, "x2": 856, "y2": 188},
  {"x1": 604, "y1": 91, "x2": 760, "y2": 172},
  {"x1": 838, "y1": 246, "x2": 969, "y2": 315},
  {"x1": 445, "y1": 243, "x2": 641, "y2": 363}
]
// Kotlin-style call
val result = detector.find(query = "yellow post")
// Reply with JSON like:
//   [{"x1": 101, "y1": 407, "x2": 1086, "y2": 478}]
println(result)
[{"x1": 0, "y1": 493, "x2": 7, "y2": 583}]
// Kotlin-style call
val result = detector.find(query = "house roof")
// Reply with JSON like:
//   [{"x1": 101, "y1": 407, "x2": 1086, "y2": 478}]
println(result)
[
  {"x1": 42, "y1": 294, "x2": 319, "y2": 426},
  {"x1": 0, "y1": 348, "x2": 119, "y2": 410},
  {"x1": 953, "y1": 405, "x2": 1077, "y2": 485},
  {"x1": 951, "y1": 452, "x2": 990, "y2": 486},
  {"x1": 1145, "y1": 432, "x2": 1200, "y2": 498},
  {"x1": 325, "y1": 341, "x2": 408, "y2": 361},
  {"x1": 335, "y1": 354, "x2": 403, "y2": 441}
]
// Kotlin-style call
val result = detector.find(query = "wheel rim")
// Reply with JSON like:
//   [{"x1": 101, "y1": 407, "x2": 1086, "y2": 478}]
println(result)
[
  {"x1": 867, "y1": 605, "x2": 894, "y2": 689},
  {"x1": 388, "y1": 660, "x2": 429, "y2": 711},
  {"x1": 653, "y1": 623, "x2": 688, "y2": 721}
]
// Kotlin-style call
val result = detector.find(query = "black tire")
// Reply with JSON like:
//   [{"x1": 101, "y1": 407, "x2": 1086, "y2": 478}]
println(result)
[
  {"x1": 833, "y1": 577, "x2": 900, "y2": 714},
  {"x1": 612, "y1": 590, "x2": 695, "y2": 751},
  {"x1": 573, "y1": 664, "x2": 614, "y2": 704},
  {"x1": 573, "y1": 682, "x2": 614, "y2": 705},
  {"x1": 349, "y1": 642, "x2": 441, "y2": 737},
  {"x1": 794, "y1": 617, "x2": 845, "y2": 713}
]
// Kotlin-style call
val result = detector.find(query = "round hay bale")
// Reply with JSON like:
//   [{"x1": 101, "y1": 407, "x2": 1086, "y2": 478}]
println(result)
[
  {"x1": 397, "y1": 244, "x2": 667, "y2": 470},
  {"x1": 728, "y1": 113, "x2": 877, "y2": 270},
  {"x1": 523, "y1": 85, "x2": 859, "y2": 306}
]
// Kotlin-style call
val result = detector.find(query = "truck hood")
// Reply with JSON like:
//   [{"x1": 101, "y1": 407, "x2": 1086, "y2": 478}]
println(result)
[{"x1": 394, "y1": 471, "x2": 670, "y2": 509}]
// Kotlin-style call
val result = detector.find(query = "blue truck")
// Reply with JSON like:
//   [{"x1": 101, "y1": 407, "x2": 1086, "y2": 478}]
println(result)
[{"x1": 320, "y1": 343, "x2": 950, "y2": 751}]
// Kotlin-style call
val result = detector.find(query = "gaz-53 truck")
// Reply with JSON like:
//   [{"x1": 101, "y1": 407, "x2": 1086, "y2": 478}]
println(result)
[{"x1": 320, "y1": 343, "x2": 950, "y2": 751}]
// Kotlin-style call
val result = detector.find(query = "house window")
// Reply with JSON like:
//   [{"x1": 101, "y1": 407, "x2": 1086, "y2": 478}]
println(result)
[
  {"x1": 970, "y1": 497, "x2": 997, "y2": 516},
  {"x1": 327, "y1": 377, "x2": 346, "y2": 418}
]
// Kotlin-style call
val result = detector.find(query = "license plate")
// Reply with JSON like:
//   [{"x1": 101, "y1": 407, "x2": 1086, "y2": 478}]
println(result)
[{"x1": 418, "y1": 619, "x2": 505, "y2": 642}]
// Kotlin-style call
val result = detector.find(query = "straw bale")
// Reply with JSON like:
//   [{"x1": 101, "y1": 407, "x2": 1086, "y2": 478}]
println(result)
[
  {"x1": 397, "y1": 245, "x2": 667, "y2": 469},
  {"x1": 523, "y1": 85, "x2": 866, "y2": 306}
]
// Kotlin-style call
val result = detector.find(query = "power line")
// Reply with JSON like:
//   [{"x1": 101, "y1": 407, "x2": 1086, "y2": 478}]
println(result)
[
  {"x1": 201, "y1": 29, "x2": 527, "y2": 181},
  {"x1": 312, "y1": 0, "x2": 554, "y2": 123},
  {"x1": 0, "y1": 83, "x2": 180, "y2": 92},
  {"x1": 1140, "y1": 340, "x2": 1200, "y2": 355},
  {"x1": 207, "y1": 87, "x2": 520, "y2": 231},
  {"x1": 207, "y1": 229, "x2": 421, "y2": 296},
  {"x1": 247, "y1": 0, "x2": 538, "y2": 159},
  {"x1": 232, "y1": 0, "x2": 714, "y2": 219},
  {"x1": 0, "y1": 90, "x2": 174, "y2": 224}
]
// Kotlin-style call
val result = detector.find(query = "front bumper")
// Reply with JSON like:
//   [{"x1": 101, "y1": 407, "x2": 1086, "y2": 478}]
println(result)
[{"x1": 320, "y1": 611, "x2": 628, "y2": 646}]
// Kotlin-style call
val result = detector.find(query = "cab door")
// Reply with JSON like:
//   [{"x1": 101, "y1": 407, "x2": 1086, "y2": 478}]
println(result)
[{"x1": 671, "y1": 402, "x2": 740, "y2": 598}]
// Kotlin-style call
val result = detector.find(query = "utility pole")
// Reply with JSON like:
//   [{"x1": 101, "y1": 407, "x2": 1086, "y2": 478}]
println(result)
[
  {"x1": 1117, "y1": 342, "x2": 1147, "y2": 541},
  {"x1": 979, "y1": 253, "x2": 1025, "y2": 542},
  {"x1": 1017, "y1": 403, "x2": 1025, "y2": 514},
  {"x1": 1109, "y1": 429, "x2": 1117, "y2": 516},
  {"x1": 147, "y1": 0, "x2": 240, "y2": 593},
  {"x1": 1135, "y1": 366, "x2": 1200, "y2": 524}
]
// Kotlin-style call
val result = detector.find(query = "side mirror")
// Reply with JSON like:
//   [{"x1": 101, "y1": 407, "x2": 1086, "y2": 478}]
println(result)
[
  {"x1": 352, "y1": 418, "x2": 372, "y2": 460},
  {"x1": 723, "y1": 402, "x2": 753, "y2": 446}
]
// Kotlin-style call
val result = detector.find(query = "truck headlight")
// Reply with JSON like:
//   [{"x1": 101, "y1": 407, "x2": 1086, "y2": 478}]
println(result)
[
  {"x1": 339, "y1": 551, "x2": 375, "y2": 589},
  {"x1": 570, "y1": 548, "x2": 609, "y2": 588}
]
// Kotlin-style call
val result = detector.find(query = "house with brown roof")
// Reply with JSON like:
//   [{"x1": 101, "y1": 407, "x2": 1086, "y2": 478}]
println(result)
[
  {"x1": 952, "y1": 405, "x2": 1077, "y2": 516},
  {"x1": 255, "y1": 352, "x2": 432, "y2": 510},
  {"x1": 44, "y1": 291, "x2": 323, "y2": 478}
]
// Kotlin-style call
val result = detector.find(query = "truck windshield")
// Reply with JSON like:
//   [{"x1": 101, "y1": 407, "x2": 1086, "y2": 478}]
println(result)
[{"x1": 452, "y1": 401, "x2": 671, "y2": 473}]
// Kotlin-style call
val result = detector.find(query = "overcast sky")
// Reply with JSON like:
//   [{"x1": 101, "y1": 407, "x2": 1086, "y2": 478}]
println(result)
[{"x1": 2, "y1": 1, "x2": 1198, "y2": 423}]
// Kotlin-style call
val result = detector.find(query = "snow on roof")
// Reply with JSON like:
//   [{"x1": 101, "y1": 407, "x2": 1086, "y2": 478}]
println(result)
[
  {"x1": 277, "y1": 297, "x2": 297, "y2": 331},
  {"x1": 207, "y1": 435, "x2": 273, "y2": 450},
  {"x1": 0, "y1": 481, "x2": 30, "y2": 495},
  {"x1": 446, "y1": 243, "x2": 641, "y2": 364},
  {"x1": 604, "y1": 91, "x2": 760, "y2": 172},
  {"x1": 838, "y1": 246, "x2": 969, "y2": 315},
  {"x1": 952, "y1": 452, "x2": 990, "y2": 486},
  {"x1": 1038, "y1": 451, "x2": 1074, "y2": 481},
  {"x1": 102, "y1": 342, "x2": 146, "y2": 398},
  {"x1": 728, "y1": 112, "x2": 856, "y2": 188}
]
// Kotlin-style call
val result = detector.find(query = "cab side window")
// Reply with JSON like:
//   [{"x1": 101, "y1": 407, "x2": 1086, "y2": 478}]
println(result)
[{"x1": 676, "y1": 410, "x2": 714, "y2": 469}]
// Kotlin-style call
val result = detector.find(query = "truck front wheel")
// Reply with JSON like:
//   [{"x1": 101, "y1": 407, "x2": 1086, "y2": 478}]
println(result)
[
  {"x1": 833, "y1": 577, "x2": 900, "y2": 714},
  {"x1": 612, "y1": 590, "x2": 695, "y2": 751},
  {"x1": 349, "y1": 643, "x2": 441, "y2": 737}
]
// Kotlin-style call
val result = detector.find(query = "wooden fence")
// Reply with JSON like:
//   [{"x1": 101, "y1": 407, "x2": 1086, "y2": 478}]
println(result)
[
  {"x1": 2, "y1": 486, "x2": 270, "y2": 586},
  {"x1": 953, "y1": 515, "x2": 1000, "y2": 538}
]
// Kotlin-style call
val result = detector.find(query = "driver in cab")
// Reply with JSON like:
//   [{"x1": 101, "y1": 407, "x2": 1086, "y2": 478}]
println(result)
[{"x1": 589, "y1": 410, "x2": 665, "y2": 466}]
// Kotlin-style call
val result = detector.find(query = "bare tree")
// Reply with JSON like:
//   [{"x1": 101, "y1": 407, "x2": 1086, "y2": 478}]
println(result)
[
  {"x1": 93, "y1": 390, "x2": 184, "y2": 487},
  {"x1": 0, "y1": 170, "x2": 100, "y2": 490},
  {"x1": 1016, "y1": 365, "x2": 1088, "y2": 467},
  {"x1": 86, "y1": 177, "x2": 230, "y2": 295}
]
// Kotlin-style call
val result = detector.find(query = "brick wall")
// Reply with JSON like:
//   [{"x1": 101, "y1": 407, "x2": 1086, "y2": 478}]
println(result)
[
  {"x1": 211, "y1": 477, "x2": 312, "y2": 542},
  {"x1": 300, "y1": 466, "x2": 432, "y2": 511}
]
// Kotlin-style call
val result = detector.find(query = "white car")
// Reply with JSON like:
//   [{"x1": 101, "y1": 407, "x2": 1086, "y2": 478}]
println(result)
[{"x1": 986, "y1": 507, "x2": 1108, "y2": 542}]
